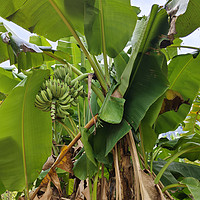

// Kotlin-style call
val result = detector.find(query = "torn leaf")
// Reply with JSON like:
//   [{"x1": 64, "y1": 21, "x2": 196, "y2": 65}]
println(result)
[
  {"x1": 56, "y1": 151, "x2": 73, "y2": 174},
  {"x1": 160, "y1": 89, "x2": 190, "y2": 114}
]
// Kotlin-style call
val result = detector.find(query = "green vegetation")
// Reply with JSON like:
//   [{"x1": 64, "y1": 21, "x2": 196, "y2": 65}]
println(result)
[{"x1": 0, "y1": 0, "x2": 200, "y2": 199}]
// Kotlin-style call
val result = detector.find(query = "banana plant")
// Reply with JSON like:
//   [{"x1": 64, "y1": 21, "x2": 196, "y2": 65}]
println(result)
[{"x1": 0, "y1": 0, "x2": 200, "y2": 200}]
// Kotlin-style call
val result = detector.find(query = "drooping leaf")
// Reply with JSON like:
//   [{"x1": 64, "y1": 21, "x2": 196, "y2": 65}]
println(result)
[
  {"x1": 81, "y1": 128, "x2": 97, "y2": 166},
  {"x1": 0, "y1": 67, "x2": 20, "y2": 94},
  {"x1": 158, "y1": 134, "x2": 200, "y2": 161},
  {"x1": 84, "y1": 0, "x2": 138, "y2": 57},
  {"x1": 3, "y1": 0, "x2": 84, "y2": 41},
  {"x1": 140, "y1": 121, "x2": 157, "y2": 153},
  {"x1": 0, "y1": 70, "x2": 52, "y2": 191},
  {"x1": 153, "y1": 160, "x2": 200, "y2": 186},
  {"x1": 156, "y1": 54, "x2": 200, "y2": 133},
  {"x1": 89, "y1": 119, "x2": 131, "y2": 163},
  {"x1": 99, "y1": 84, "x2": 125, "y2": 124},
  {"x1": 124, "y1": 52, "x2": 169, "y2": 131},
  {"x1": 73, "y1": 153, "x2": 98, "y2": 180},
  {"x1": 181, "y1": 177, "x2": 200, "y2": 200}
]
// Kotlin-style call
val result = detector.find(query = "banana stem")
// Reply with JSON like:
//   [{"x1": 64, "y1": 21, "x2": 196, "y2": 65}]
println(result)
[
  {"x1": 162, "y1": 183, "x2": 187, "y2": 192},
  {"x1": 71, "y1": 73, "x2": 89, "y2": 85},
  {"x1": 57, "y1": 120, "x2": 76, "y2": 139},
  {"x1": 92, "y1": 163, "x2": 100, "y2": 200},
  {"x1": 99, "y1": 0, "x2": 110, "y2": 87}
]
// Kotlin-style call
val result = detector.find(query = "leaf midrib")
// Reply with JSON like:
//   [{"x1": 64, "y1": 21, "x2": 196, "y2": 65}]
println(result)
[
  {"x1": 21, "y1": 76, "x2": 30, "y2": 194},
  {"x1": 169, "y1": 56, "x2": 193, "y2": 89}
]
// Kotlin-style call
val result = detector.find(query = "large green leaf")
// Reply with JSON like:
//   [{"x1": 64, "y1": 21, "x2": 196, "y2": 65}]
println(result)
[
  {"x1": 0, "y1": 68, "x2": 20, "y2": 94},
  {"x1": 0, "y1": 23, "x2": 10, "y2": 63},
  {"x1": 181, "y1": 177, "x2": 200, "y2": 200},
  {"x1": 73, "y1": 153, "x2": 97, "y2": 180},
  {"x1": 156, "y1": 54, "x2": 200, "y2": 133},
  {"x1": 0, "y1": 0, "x2": 26, "y2": 18},
  {"x1": 3, "y1": 0, "x2": 84, "y2": 41},
  {"x1": 99, "y1": 84, "x2": 125, "y2": 124},
  {"x1": 124, "y1": 53, "x2": 169, "y2": 131},
  {"x1": 89, "y1": 119, "x2": 131, "y2": 164},
  {"x1": 113, "y1": 51, "x2": 129, "y2": 82},
  {"x1": 84, "y1": 0, "x2": 138, "y2": 57},
  {"x1": 0, "y1": 70, "x2": 52, "y2": 191},
  {"x1": 159, "y1": 134, "x2": 200, "y2": 161},
  {"x1": 57, "y1": 37, "x2": 82, "y2": 69},
  {"x1": 81, "y1": 128, "x2": 96, "y2": 166},
  {"x1": 153, "y1": 160, "x2": 200, "y2": 186},
  {"x1": 118, "y1": 5, "x2": 169, "y2": 96},
  {"x1": 166, "y1": 0, "x2": 200, "y2": 38}
]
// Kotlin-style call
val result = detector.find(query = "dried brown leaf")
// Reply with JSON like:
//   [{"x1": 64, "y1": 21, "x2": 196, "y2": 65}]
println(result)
[
  {"x1": 75, "y1": 180, "x2": 85, "y2": 200},
  {"x1": 37, "y1": 181, "x2": 52, "y2": 200},
  {"x1": 50, "y1": 168, "x2": 62, "y2": 196},
  {"x1": 160, "y1": 90, "x2": 190, "y2": 114},
  {"x1": 56, "y1": 152, "x2": 73, "y2": 173},
  {"x1": 112, "y1": 89, "x2": 123, "y2": 98},
  {"x1": 42, "y1": 155, "x2": 56, "y2": 170},
  {"x1": 82, "y1": 186, "x2": 90, "y2": 200},
  {"x1": 99, "y1": 177, "x2": 108, "y2": 200},
  {"x1": 140, "y1": 171, "x2": 166, "y2": 200}
]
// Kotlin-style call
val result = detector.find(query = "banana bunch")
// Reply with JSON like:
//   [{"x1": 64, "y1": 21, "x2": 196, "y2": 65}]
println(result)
[
  {"x1": 35, "y1": 65, "x2": 85, "y2": 121},
  {"x1": 54, "y1": 65, "x2": 72, "y2": 82}
]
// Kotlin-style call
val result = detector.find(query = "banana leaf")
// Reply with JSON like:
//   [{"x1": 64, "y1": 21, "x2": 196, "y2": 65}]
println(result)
[
  {"x1": 166, "y1": 0, "x2": 200, "y2": 38},
  {"x1": 0, "y1": 70, "x2": 52, "y2": 191},
  {"x1": 156, "y1": 54, "x2": 200, "y2": 133}
]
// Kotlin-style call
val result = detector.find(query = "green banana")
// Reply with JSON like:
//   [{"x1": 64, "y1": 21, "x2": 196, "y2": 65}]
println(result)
[
  {"x1": 77, "y1": 85, "x2": 84, "y2": 93},
  {"x1": 59, "y1": 95, "x2": 71, "y2": 105},
  {"x1": 46, "y1": 87, "x2": 53, "y2": 100},
  {"x1": 35, "y1": 98, "x2": 45, "y2": 106},
  {"x1": 70, "y1": 101, "x2": 77, "y2": 107},
  {"x1": 68, "y1": 97, "x2": 74, "y2": 104},
  {"x1": 51, "y1": 79, "x2": 57, "y2": 97},
  {"x1": 41, "y1": 90, "x2": 49, "y2": 102},
  {"x1": 60, "y1": 104, "x2": 71, "y2": 110},
  {"x1": 59, "y1": 82, "x2": 65, "y2": 97},
  {"x1": 68, "y1": 66, "x2": 72, "y2": 77},
  {"x1": 73, "y1": 80, "x2": 79, "y2": 89},
  {"x1": 36, "y1": 94, "x2": 46, "y2": 104},
  {"x1": 65, "y1": 73, "x2": 71, "y2": 85},
  {"x1": 56, "y1": 79, "x2": 61, "y2": 97},
  {"x1": 45, "y1": 80, "x2": 51, "y2": 89},
  {"x1": 70, "y1": 87, "x2": 75, "y2": 94},
  {"x1": 59, "y1": 90, "x2": 70, "y2": 101},
  {"x1": 59, "y1": 107, "x2": 70, "y2": 116},
  {"x1": 72, "y1": 91, "x2": 79, "y2": 98}
]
